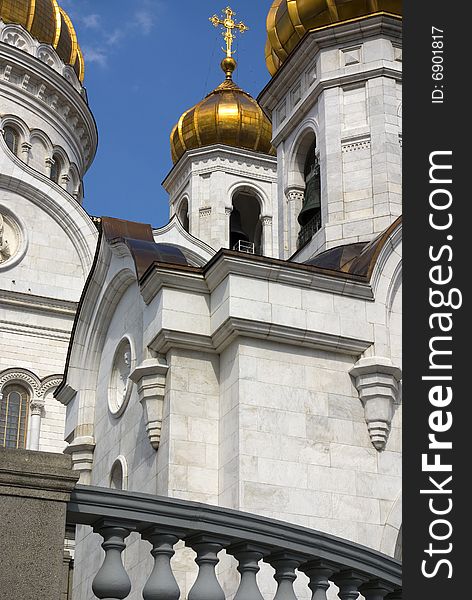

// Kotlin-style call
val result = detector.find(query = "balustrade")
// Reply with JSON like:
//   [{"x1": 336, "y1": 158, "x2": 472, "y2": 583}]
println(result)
[{"x1": 67, "y1": 486, "x2": 402, "y2": 600}]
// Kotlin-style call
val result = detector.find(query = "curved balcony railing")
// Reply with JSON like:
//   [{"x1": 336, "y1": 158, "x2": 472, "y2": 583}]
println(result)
[{"x1": 67, "y1": 485, "x2": 402, "y2": 600}]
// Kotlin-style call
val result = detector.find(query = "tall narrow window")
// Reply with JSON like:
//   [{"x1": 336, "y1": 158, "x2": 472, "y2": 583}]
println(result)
[
  {"x1": 110, "y1": 458, "x2": 125, "y2": 490},
  {"x1": 3, "y1": 126, "x2": 19, "y2": 156},
  {"x1": 50, "y1": 154, "x2": 62, "y2": 183},
  {"x1": 0, "y1": 384, "x2": 29, "y2": 449}
]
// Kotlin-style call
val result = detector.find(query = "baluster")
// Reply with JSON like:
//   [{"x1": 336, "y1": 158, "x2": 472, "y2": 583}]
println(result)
[
  {"x1": 92, "y1": 521, "x2": 134, "y2": 600},
  {"x1": 186, "y1": 534, "x2": 230, "y2": 600},
  {"x1": 300, "y1": 560, "x2": 338, "y2": 600},
  {"x1": 227, "y1": 542, "x2": 268, "y2": 600},
  {"x1": 359, "y1": 580, "x2": 395, "y2": 600},
  {"x1": 266, "y1": 551, "x2": 303, "y2": 600},
  {"x1": 141, "y1": 529, "x2": 181, "y2": 600},
  {"x1": 333, "y1": 571, "x2": 368, "y2": 600}
]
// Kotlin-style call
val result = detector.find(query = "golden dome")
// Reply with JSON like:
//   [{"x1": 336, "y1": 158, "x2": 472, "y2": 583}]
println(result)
[
  {"x1": 170, "y1": 58, "x2": 274, "y2": 164},
  {"x1": 0, "y1": 0, "x2": 84, "y2": 81},
  {"x1": 265, "y1": 0, "x2": 402, "y2": 75}
]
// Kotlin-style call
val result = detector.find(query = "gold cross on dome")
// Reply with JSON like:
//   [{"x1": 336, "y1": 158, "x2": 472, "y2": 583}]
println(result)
[{"x1": 210, "y1": 6, "x2": 249, "y2": 58}]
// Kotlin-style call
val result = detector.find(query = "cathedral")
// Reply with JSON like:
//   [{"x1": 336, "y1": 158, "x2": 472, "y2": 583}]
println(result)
[{"x1": 0, "y1": 1, "x2": 402, "y2": 599}]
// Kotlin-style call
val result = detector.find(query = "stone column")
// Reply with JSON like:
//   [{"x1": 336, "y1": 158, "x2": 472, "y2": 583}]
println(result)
[
  {"x1": 261, "y1": 215, "x2": 273, "y2": 257},
  {"x1": 0, "y1": 448, "x2": 79, "y2": 600},
  {"x1": 28, "y1": 400, "x2": 45, "y2": 451},
  {"x1": 285, "y1": 187, "x2": 304, "y2": 254}
]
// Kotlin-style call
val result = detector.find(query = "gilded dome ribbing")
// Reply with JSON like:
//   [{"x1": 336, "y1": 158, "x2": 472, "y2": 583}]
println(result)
[
  {"x1": 170, "y1": 58, "x2": 274, "y2": 164},
  {"x1": 265, "y1": 0, "x2": 402, "y2": 75},
  {"x1": 0, "y1": 0, "x2": 84, "y2": 81}
]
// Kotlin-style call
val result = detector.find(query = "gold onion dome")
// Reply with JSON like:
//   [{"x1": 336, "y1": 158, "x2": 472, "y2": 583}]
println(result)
[
  {"x1": 265, "y1": 0, "x2": 403, "y2": 75},
  {"x1": 0, "y1": 0, "x2": 84, "y2": 81},
  {"x1": 170, "y1": 57, "x2": 274, "y2": 164}
]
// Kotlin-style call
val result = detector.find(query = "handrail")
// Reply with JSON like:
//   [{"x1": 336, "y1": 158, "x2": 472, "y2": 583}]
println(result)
[{"x1": 68, "y1": 485, "x2": 401, "y2": 588}]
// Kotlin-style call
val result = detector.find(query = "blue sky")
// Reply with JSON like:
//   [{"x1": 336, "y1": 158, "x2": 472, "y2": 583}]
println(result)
[{"x1": 62, "y1": 0, "x2": 273, "y2": 227}]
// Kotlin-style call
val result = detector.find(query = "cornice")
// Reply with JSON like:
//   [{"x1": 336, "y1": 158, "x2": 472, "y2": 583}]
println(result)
[
  {"x1": 259, "y1": 14, "x2": 402, "y2": 111},
  {"x1": 203, "y1": 253, "x2": 373, "y2": 300},
  {"x1": 271, "y1": 66, "x2": 401, "y2": 147},
  {"x1": 163, "y1": 144, "x2": 278, "y2": 192},
  {"x1": 0, "y1": 41, "x2": 97, "y2": 171},
  {"x1": 149, "y1": 317, "x2": 371, "y2": 358},
  {"x1": 0, "y1": 288, "x2": 77, "y2": 316}
]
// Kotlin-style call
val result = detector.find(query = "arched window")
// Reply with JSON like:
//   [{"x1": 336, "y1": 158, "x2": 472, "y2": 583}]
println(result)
[
  {"x1": 3, "y1": 126, "x2": 20, "y2": 156},
  {"x1": 297, "y1": 140, "x2": 321, "y2": 248},
  {"x1": 178, "y1": 199, "x2": 189, "y2": 232},
  {"x1": 50, "y1": 153, "x2": 63, "y2": 184},
  {"x1": 230, "y1": 190, "x2": 262, "y2": 254},
  {"x1": 0, "y1": 384, "x2": 29, "y2": 449},
  {"x1": 110, "y1": 458, "x2": 127, "y2": 490}
]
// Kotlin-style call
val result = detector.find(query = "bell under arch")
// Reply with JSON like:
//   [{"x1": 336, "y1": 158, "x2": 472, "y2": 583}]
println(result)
[{"x1": 230, "y1": 188, "x2": 263, "y2": 255}]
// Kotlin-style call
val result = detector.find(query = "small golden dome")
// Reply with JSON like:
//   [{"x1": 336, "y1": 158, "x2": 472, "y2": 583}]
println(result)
[
  {"x1": 170, "y1": 58, "x2": 274, "y2": 164},
  {"x1": 0, "y1": 0, "x2": 84, "y2": 81},
  {"x1": 265, "y1": 0, "x2": 402, "y2": 75}
]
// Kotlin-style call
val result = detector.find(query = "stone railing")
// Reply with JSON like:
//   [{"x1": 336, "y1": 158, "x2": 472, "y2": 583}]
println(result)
[
  {"x1": 297, "y1": 212, "x2": 322, "y2": 249},
  {"x1": 67, "y1": 485, "x2": 402, "y2": 600}
]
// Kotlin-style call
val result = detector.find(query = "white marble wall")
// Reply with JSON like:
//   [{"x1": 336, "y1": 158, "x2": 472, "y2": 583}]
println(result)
[
  {"x1": 259, "y1": 22, "x2": 402, "y2": 259},
  {"x1": 163, "y1": 146, "x2": 278, "y2": 256}
]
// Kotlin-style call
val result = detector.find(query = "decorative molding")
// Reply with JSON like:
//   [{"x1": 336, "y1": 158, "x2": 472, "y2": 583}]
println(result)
[
  {"x1": 199, "y1": 207, "x2": 212, "y2": 218},
  {"x1": 350, "y1": 357, "x2": 402, "y2": 451},
  {"x1": 0, "y1": 289, "x2": 76, "y2": 316},
  {"x1": 0, "y1": 369, "x2": 62, "y2": 401},
  {"x1": 108, "y1": 337, "x2": 134, "y2": 418},
  {"x1": 261, "y1": 215, "x2": 273, "y2": 227},
  {"x1": 149, "y1": 317, "x2": 371, "y2": 358},
  {"x1": 129, "y1": 359, "x2": 169, "y2": 450},
  {"x1": 63, "y1": 435, "x2": 96, "y2": 484},
  {"x1": 0, "y1": 21, "x2": 82, "y2": 90},
  {"x1": 0, "y1": 35, "x2": 97, "y2": 170},
  {"x1": 342, "y1": 136, "x2": 371, "y2": 153}
]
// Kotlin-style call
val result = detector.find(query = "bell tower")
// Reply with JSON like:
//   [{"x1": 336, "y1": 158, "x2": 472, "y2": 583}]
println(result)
[
  {"x1": 163, "y1": 7, "x2": 278, "y2": 257},
  {"x1": 259, "y1": 1, "x2": 402, "y2": 259}
]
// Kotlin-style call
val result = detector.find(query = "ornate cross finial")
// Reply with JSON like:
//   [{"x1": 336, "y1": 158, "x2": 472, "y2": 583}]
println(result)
[{"x1": 210, "y1": 6, "x2": 248, "y2": 58}]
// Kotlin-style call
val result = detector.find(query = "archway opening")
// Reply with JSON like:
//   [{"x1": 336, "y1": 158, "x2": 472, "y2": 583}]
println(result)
[
  {"x1": 178, "y1": 199, "x2": 189, "y2": 232},
  {"x1": 297, "y1": 138, "x2": 321, "y2": 248},
  {"x1": 230, "y1": 191, "x2": 262, "y2": 254},
  {"x1": 51, "y1": 153, "x2": 63, "y2": 184}
]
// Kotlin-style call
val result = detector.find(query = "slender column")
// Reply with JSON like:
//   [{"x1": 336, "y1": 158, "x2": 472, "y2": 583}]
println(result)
[
  {"x1": 20, "y1": 141, "x2": 32, "y2": 163},
  {"x1": 92, "y1": 521, "x2": 134, "y2": 600},
  {"x1": 227, "y1": 542, "x2": 268, "y2": 600},
  {"x1": 266, "y1": 551, "x2": 303, "y2": 600},
  {"x1": 45, "y1": 157, "x2": 54, "y2": 178},
  {"x1": 28, "y1": 400, "x2": 44, "y2": 451},
  {"x1": 300, "y1": 560, "x2": 338, "y2": 600},
  {"x1": 359, "y1": 580, "x2": 395, "y2": 600},
  {"x1": 141, "y1": 529, "x2": 181, "y2": 600},
  {"x1": 186, "y1": 534, "x2": 230, "y2": 600},
  {"x1": 333, "y1": 571, "x2": 368, "y2": 600},
  {"x1": 261, "y1": 215, "x2": 273, "y2": 257}
]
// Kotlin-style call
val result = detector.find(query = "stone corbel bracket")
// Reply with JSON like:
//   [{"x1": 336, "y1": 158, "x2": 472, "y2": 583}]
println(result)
[
  {"x1": 129, "y1": 359, "x2": 169, "y2": 450},
  {"x1": 350, "y1": 357, "x2": 402, "y2": 452}
]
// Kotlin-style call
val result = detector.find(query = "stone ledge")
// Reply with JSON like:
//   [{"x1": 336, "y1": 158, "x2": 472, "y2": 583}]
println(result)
[{"x1": 0, "y1": 448, "x2": 79, "y2": 501}]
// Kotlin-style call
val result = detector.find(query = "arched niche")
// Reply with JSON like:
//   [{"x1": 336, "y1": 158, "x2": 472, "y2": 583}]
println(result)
[{"x1": 177, "y1": 197, "x2": 190, "y2": 233}]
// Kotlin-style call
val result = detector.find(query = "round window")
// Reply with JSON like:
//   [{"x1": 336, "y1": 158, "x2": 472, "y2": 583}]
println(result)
[{"x1": 108, "y1": 338, "x2": 133, "y2": 417}]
